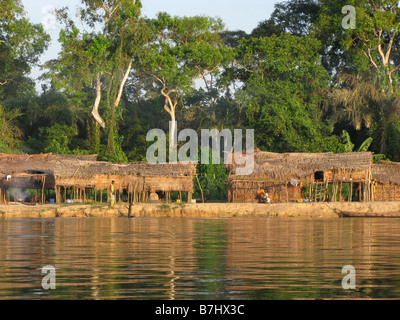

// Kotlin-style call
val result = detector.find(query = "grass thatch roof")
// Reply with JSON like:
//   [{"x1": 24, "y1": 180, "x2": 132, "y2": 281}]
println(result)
[
  {"x1": 228, "y1": 150, "x2": 373, "y2": 181},
  {"x1": 0, "y1": 153, "x2": 195, "y2": 191},
  {"x1": 372, "y1": 161, "x2": 400, "y2": 185},
  {"x1": 0, "y1": 153, "x2": 98, "y2": 176}
]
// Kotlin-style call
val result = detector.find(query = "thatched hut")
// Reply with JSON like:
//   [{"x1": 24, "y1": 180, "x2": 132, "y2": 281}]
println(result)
[
  {"x1": 372, "y1": 161, "x2": 400, "y2": 201},
  {"x1": 0, "y1": 153, "x2": 96, "y2": 204},
  {"x1": 52, "y1": 161, "x2": 196, "y2": 204},
  {"x1": 227, "y1": 151, "x2": 373, "y2": 203},
  {"x1": 0, "y1": 153, "x2": 195, "y2": 204}
]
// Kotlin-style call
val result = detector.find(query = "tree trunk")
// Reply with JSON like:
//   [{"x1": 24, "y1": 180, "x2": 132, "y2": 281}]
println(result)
[{"x1": 92, "y1": 73, "x2": 106, "y2": 128}]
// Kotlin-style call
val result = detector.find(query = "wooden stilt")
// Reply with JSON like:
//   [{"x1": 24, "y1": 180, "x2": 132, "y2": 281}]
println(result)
[
  {"x1": 285, "y1": 184, "x2": 289, "y2": 203},
  {"x1": 350, "y1": 182, "x2": 353, "y2": 202}
]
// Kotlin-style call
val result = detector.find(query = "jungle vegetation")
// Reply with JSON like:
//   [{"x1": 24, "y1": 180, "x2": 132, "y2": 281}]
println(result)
[{"x1": 1, "y1": 0, "x2": 399, "y2": 199}]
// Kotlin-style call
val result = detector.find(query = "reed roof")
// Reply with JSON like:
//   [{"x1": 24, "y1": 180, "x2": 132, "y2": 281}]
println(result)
[
  {"x1": 228, "y1": 150, "x2": 373, "y2": 181},
  {"x1": 372, "y1": 161, "x2": 400, "y2": 185},
  {"x1": 0, "y1": 153, "x2": 195, "y2": 190}
]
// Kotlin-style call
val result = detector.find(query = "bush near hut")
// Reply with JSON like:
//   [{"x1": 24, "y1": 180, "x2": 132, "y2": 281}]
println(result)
[{"x1": 194, "y1": 158, "x2": 229, "y2": 201}]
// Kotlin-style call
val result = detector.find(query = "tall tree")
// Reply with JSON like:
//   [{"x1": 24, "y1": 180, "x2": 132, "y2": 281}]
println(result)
[
  {"x1": 319, "y1": 0, "x2": 400, "y2": 94},
  {"x1": 251, "y1": 0, "x2": 320, "y2": 38},
  {"x1": 0, "y1": 0, "x2": 50, "y2": 100},
  {"x1": 234, "y1": 34, "x2": 341, "y2": 152},
  {"x1": 320, "y1": 0, "x2": 400, "y2": 157},
  {"x1": 50, "y1": 0, "x2": 148, "y2": 158},
  {"x1": 138, "y1": 13, "x2": 234, "y2": 155}
]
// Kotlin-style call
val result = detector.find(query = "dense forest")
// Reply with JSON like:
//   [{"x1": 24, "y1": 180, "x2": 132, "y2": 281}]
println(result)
[{"x1": 1, "y1": 0, "x2": 400, "y2": 199}]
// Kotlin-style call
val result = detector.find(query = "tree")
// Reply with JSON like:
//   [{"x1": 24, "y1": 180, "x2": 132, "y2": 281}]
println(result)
[
  {"x1": 316, "y1": 0, "x2": 400, "y2": 93},
  {"x1": 0, "y1": 0, "x2": 50, "y2": 100},
  {"x1": 325, "y1": 73, "x2": 377, "y2": 131},
  {"x1": 341, "y1": 129, "x2": 373, "y2": 152},
  {"x1": 138, "y1": 13, "x2": 234, "y2": 156},
  {"x1": 0, "y1": 104, "x2": 22, "y2": 153},
  {"x1": 50, "y1": 0, "x2": 148, "y2": 158},
  {"x1": 251, "y1": 0, "x2": 320, "y2": 38},
  {"x1": 234, "y1": 34, "x2": 341, "y2": 153}
]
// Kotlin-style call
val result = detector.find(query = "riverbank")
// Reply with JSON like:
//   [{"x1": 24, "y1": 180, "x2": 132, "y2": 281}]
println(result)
[{"x1": 1, "y1": 201, "x2": 400, "y2": 218}]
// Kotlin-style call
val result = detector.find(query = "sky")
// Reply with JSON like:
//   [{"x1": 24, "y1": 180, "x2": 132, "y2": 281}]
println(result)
[{"x1": 20, "y1": 0, "x2": 279, "y2": 86}]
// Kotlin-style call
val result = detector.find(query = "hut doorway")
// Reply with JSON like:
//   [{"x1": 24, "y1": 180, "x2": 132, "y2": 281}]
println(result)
[{"x1": 314, "y1": 171, "x2": 324, "y2": 181}]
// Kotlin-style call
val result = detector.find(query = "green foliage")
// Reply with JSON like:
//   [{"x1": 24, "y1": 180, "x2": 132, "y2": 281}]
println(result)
[
  {"x1": 0, "y1": 0, "x2": 50, "y2": 100},
  {"x1": 341, "y1": 129, "x2": 373, "y2": 153},
  {"x1": 357, "y1": 137, "x2": 373, "y2": 152},
  {"x1": 138, "y1": 12, "x2": 234, "y2": 129},
  {"x1": 235, "y1": 34, "x2": 340, "y2": 153},
  {"x1": 341, "y1": 130, "x2": 355, "y2": 153},
  {"x1": 195, "y1": 163, "x2": 229, "y2": 201},
  {"x1": 194, "y1": 148, "x2": 229, "y2": 201},
  {"x1": 0, "y1": 104, "x2": 22, "y2": 153},
  {"x1": 48, "y1": 0, "x2": 148, "y2": 157},
  {"x1": 25, "y1": 124, "x2": 76, "y2": 154}
]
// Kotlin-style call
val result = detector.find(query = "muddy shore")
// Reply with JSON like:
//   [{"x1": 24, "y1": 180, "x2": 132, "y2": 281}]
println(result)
[{"x1": 1, "y1": 201, "x2": 400, "y2": 218}]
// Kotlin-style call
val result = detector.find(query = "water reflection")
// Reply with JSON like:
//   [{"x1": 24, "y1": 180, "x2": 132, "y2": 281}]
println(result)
[{"x1": 1, "y1": 217, "x2": 400, "y2": 299}]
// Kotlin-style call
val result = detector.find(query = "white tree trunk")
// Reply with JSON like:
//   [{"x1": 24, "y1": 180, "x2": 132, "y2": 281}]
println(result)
[
  {"x1": 114, "y1": 60, "x2": 132, "y2": 109},
  {"x1": 92, "y1": 73, "x2": 106, "y2": 128},
  {"x1": 169, "y1": 111, "x2": 177, "y2": 163}
]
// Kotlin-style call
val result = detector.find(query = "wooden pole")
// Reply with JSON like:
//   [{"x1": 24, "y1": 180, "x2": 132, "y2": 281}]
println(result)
[
  {"x1": 349, "y1": 182, "x2": 353, "y2": 202},
  {"x1": 196, "y1": 174, "x2": 204, "y2": 203},
  {"x1": 285, "y1": 183, "x2": 289, "y2": 203},
  {"x1": 188, "y1": 191, "x2": 192, "y2": 203},
  {"x1": 42, "y1": 176, "x2": 46, "y2": 204}
]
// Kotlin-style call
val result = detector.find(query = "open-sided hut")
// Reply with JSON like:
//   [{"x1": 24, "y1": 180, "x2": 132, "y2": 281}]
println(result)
[
  {"x1": 0, "y1": 153, "x2": 96, "y2": 204},
  {"x1": 372, "y1": 161, "x2": 400, "y2": 201},
  {"x1": 227, "y1": 151, "x2": 373, "y2": 203},
  {"x1": 53, "y1": 161, "x2": 196, "y2": 204},
  {"x1": 0, "y1": 153, "x2": 195, "y2": 204}
]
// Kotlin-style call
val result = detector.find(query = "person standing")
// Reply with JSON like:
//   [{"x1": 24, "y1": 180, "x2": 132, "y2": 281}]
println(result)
[{"x1": 110, "y1": 180, "x2": 116, "y2": 207}]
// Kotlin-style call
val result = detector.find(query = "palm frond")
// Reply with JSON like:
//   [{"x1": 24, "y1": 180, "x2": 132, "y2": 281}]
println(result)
[
  {"x1": 357, "y1": 137, "x2": 373, "y2": 152},
  {"x1": 341, "y1": 130, "x2": 354, "y2": 153}
]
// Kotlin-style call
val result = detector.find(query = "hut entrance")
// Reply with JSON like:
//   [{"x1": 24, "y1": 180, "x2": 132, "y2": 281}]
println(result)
[{"x1": 314, "y1": 171, "x2": 324, "y2": 181}]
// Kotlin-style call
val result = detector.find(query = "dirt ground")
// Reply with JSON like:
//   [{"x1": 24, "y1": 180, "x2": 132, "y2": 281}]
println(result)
[{"x1": 1, "y1": 200, "x2": 400, "y2": 218}]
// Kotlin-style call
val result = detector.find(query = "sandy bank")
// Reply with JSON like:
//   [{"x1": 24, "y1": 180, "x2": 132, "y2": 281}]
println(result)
[{"x1": 1, "y1": 201, "x2": 400, "y2": 219}]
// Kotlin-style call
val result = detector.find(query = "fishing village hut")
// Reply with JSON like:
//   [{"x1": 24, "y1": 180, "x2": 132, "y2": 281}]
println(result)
[
  {"x1": 227, "y1": 151, "x2": 373, "y2": 203},
  {"x1": 0, "y1": 153, "x2": 96, "y2": 204},
  {"x1": 372, "y1": 161, "x2": 400, "y2": 201},
  {"x1": 0, "y1": 153, "x2": 196, "y2": 204},
  {"x1": 53, "y1": 160, "x2": 196, "y2": 204}
]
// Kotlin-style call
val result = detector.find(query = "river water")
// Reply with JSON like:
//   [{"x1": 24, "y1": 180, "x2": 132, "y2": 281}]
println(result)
[{"x1": 1, "y1": 217, "x2": 400, "y2": 300}]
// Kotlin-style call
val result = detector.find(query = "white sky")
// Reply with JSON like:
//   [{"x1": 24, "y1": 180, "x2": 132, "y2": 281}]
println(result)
[{"x1": 20, "y1": 0, "x2": 279, "y2": 87}]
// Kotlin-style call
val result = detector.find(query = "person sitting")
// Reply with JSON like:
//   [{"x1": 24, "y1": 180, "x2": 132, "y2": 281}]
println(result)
[
  {"x1": 33, "y1": 194, "x2": 39, "y2": 205},
  {"x1": 264, "y1": 191, "x2": 271, "y2": 204},
  {"x1": 110, "y1": 180, "x2": 116, "y2": 207}
]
